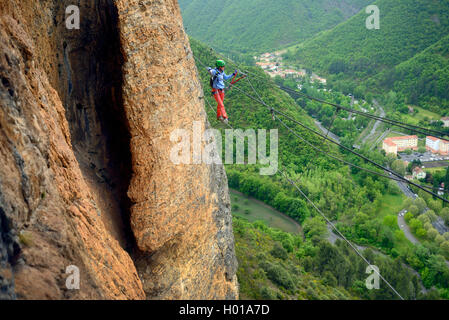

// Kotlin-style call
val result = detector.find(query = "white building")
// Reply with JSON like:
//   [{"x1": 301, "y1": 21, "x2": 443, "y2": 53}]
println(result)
[
  {"x1": 442, "y1": 117, "x2": 449, "y2": 128},
  {"x1": 412, "y1": 167, "x2": 426, "y2": 180},
  {"x1": 426, "y1": 136, "x2": 449, "y2": 155}
]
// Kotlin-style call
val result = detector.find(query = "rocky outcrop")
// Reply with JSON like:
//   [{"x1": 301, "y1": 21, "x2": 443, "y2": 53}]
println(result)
[
  {"x1": 0, "y1": 0, "x2": 237, "y2": 300},
  {"x1": 116, "y1": 0, "x2": 237, "y2": 299},
  {"x1": 0, "y1": 11, "x2": 144, "y2": 299}
]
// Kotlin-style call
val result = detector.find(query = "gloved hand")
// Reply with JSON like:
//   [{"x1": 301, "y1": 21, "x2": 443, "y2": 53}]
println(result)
[{"x1": 232, "y1": 69, "x2": 238, "y2": 76}]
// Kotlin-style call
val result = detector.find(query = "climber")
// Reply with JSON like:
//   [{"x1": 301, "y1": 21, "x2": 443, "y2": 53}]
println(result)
[{"x1": 207, "y1": 60, "x2": 237, "y2": 124}]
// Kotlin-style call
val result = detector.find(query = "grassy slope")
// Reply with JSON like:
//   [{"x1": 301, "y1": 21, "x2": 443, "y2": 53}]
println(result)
[
  {"x1": 231, "y1": 190, "x2": 303, "y2": 234},
  {"x1": 377, "y1": 194, "x2": 412, "y2": 251},
  {"x1": 179, "y1": 0, "x2": 373, "y2": 54},
  {"x1": 377, "y1": 194, "x2": 406, "y2": 218},
  {"x1": 397, "y1": 106, "x2": 441, "y2": 126}
]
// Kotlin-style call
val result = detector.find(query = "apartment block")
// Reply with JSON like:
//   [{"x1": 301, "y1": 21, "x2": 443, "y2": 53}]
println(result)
[
  {"x1": 426, "y1": 136, "x2": 449, "y2": 155},
  {"x1": 382, "y1": 135, "x2": 418, "y2": 155}
]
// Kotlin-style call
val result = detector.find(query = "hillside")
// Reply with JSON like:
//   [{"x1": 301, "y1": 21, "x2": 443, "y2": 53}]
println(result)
[
  {"x1": 190, "y1": 38, "x2": 448, "y2": 300},
  {"x1": 284, "y1": 0, "x2": 449, "y2": 93},
  {"x1": 374, "y1": 34, "x2": 449, "y2": 111},
  {"x1": 233, "y1": 218, "x2": 357, "y2": 300},
  {"x1": 179, "y1": 0, "x2": 373, "y2": 54}
]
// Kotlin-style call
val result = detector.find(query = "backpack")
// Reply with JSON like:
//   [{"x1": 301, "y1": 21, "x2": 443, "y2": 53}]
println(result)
[{"x1": 209, "y1": 68, "x2": 220, "y2": 89}]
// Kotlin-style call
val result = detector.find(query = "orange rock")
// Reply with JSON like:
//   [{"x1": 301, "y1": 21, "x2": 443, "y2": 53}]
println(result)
[
  {"x1": 0, "y1": 3, "x2": 143, "y2": 300},
  {"x1": 0, "y1": 0, "x2": 237, "y2": 300},
  {"x1": 117, "y1": 0, "x2": 238, "y2": 299}
]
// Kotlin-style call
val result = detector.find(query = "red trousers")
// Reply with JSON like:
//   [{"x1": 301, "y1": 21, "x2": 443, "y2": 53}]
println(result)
[{"x1": 212, "y1": 89, "x2": 228, "y2": 120}]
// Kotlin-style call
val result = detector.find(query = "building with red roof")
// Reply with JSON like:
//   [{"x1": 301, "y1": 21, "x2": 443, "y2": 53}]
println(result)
[{"x1": 382, "y1": 135, "x2": 418, "y2": 155}]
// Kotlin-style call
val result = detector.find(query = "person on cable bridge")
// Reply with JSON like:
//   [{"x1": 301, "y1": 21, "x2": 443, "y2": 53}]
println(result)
[{"x1": 207, "y1": 60, "x2": 237, "y2": 124}]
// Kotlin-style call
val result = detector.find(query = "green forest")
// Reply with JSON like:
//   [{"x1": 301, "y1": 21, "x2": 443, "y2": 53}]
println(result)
[
  {"x1": 179, "y1": 0, "x2": 373, "y2": 54},
  {"x1": 234, "y1": 217, "x2": 433, "y2": 300},
  {"x1": 282, "y1": 0, "x2": 449, "y2": 111},
  {"x1": 374, "y1": 34, "x2": 449, "y2": 112},
  {"x1": 190, "y1": 37, "x2": 449, "y2": 300}
]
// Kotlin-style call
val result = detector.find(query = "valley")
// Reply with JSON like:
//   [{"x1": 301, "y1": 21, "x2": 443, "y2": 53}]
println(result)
[
  {"x1": 3, "y1": 0, "x2": 449, "y2": 304},
  {"x1": 184, "y1": 0, "x2": 449, "y2": 300}
]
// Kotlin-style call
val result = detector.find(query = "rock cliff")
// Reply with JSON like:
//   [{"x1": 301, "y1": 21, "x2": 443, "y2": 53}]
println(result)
[{"x1": 0, "y1": 0, "x2": 238, "y2": 300}]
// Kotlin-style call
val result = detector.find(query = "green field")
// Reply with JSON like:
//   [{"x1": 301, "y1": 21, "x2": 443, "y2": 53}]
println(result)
[
  {"x1": 401, "y1": 106, "x2": 441, "y2": 125},
  {"x1": 376, "y1": 193, "x2": 416, "y2": 252},
  {"x1": 424, "y1": 167, "x2": 447, "y2": 174},
  {"x1": 230, "y1": 189, "x2": 302, "y2": 235},
  {"x1": 376, "y1": 193, "x2": 406, "y2": 219}
]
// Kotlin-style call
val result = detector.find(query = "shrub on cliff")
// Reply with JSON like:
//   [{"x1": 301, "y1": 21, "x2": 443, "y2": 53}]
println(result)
[{"x1": 270, "y1": 242, "x2": 288, "y2": 260}]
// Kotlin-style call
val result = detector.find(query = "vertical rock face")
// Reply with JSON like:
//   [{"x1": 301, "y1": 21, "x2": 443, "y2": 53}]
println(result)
[
  {"x1": 0, "y1": 0, "x2": 238, "y2": 299},
  {"x1": 116, "y1": 0, "x2": 238, "y2": 299},
  {"x1": 0, "y1": 7, "x2": 144, "y2": 299}
]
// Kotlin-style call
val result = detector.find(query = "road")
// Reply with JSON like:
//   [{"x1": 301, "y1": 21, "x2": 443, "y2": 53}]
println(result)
[
  {"x1": 328, "y1": 208, "x2": 436, "y2": 292},
  {"x1": 398, "y1": 209, "x2": 449, "y2": 268},
  {"x1": 433, "y1": 217, "x2": 449, "y2": 235},
  {"x1": 314, "y1": 120, "x2": 340, "y2": 143},
  {"x1": 391, "y1": 131, "x2": 408, "y2": 136},
  {"x1": 386, "y1": 163, "x2": 417, "y2": 199},
  {"x1": 370, "y1": 128, "x2": 390, "y2": 151},
  {"x1": 361, "y1": 99, "x2": 385, "y2": 145},
  {"x1": 397, "y1": 210, "x2": 420, "y2": 245},
  {"x1": 395, "y1": 181, "x2": 449, "y2": 267},
  {"x1": 395, "y1": 178, "x2": 417, "y2": 199}
]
